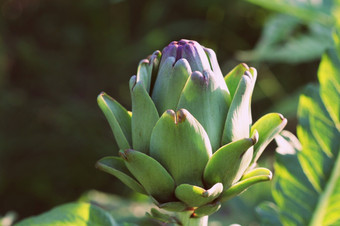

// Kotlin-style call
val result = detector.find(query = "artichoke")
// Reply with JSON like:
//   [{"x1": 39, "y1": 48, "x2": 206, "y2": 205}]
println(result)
[{"x1": 96, "y1": 39, "x2": 287, "y2": 218}]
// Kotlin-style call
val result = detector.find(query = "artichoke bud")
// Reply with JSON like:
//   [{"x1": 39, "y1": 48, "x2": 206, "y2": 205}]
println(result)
[{"x1": 97, "y1": 39, "x2": 287, "y2": 217}]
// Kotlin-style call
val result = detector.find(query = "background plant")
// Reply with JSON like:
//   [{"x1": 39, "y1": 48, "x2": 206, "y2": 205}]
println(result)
[{"x1": 257, "y1": 43, "x2": 340, "y2": 226}]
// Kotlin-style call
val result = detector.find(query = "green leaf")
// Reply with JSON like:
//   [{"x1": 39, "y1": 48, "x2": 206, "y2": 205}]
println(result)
[
  {"x1": 272, "y1": 131, "x2": 321, "y2": 225},
  {"x1": 298, "y1": 84, "x2": 339, "y2": 192},
  {"x1": 318, "y1": 49, "x2": 340, "y2": 131},
  {"x1": 237, "y1": 14, "x2": 333, "y2": 63},
  {"x1": 119, "y1": 149, "x2": 175, "y2": 203},
  {"x1": 130, "y1": 76, "x2": 159, "y2": 154},
  {"x1": 16, "y1": 202, "x2": 117, "y2": 226},
  {"x1": 256, "y1": 201, "x2": 282, "y2": 226},
  {"x1": 266, "y1": 84, "x2": 340, "y2": 225},
  {"x1": 298, "y1": 84, "x2": 340, "y2": 226},
  {"x1": 97, "y1": 92, "x2": 132, "y2": 150},
  {"x1": 150, "y1": 109, "x2": 212, "y2": 186},
  {"x1": 96, "y1": 157, "x2": 147, "y2": 195}
]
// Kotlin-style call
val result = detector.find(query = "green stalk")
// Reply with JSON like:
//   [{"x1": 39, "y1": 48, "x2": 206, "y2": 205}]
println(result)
[{"x1": 177, "y1": 211, "x2": 208, "y2": 226}]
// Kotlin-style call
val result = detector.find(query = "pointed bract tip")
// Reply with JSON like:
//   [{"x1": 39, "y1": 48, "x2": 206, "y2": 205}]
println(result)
[
  {"x1": 165, "y1": 109, "x2": 176, "y2": 114},
  {"x1": 165, "y1": 109, "x2": 176, "y2": 122},
  {"x1": 241, "y1": 63, "x2": 249, "y2": 70},
  {"x1": 250, "y1": 67, "x2": 257, "y2": 75},
  {"x1": 118, "y1": 149, "x2": 130, "y2": 161},
  {"x1": 278, "y1": 113, "x2": 288, "y2": 128},
  {"x1": 97, "y1": 92, "x2": 105, "y2": 102},
  {"x1": 191, "y1": 70, "x2": 203, "y2": 78},
  {"x1": 139, "y1": 59, "x2": 149, "y2": 65},
  {"x1": 151, "y1": 50, "x2": 161, "y2": 58},
  {"x1": 191, "y1": 213, "x2": 198, "y2": 218},
  {"x1": 149, "y1": 50, "x2": 161, "y2": 64},
  {"x1": 173, "y1": 57, "x2": 192, "y2": 71},
  {"x1": 166, "y1": 109, "x2": 176, "y2": 114},
  {"x1": 129, "y1": 75, "x2": 137, "y2": 90},
  {"x1": 244, "y1": 70, "x2": 252, "y2": 78},
  {"x1": 94, "y1": 161, "x2": 101, "y2": 169},
  {"x1": 97, "y1": 92, "x2": 115, "y2": 103},
  {"x1": 176, "y1": 109, "x2": 187, "y2": 124},
  {"x1": 251, "y1": 130, "x2": 259, "y2": 145},
  {"x1": 268, "y1": 170, "x2": 273, "y2": 180},
  {"x1": 278, "y1": 113, "x2": 285, "y2": 121},
  {"x1": 191, "y1": 71, "x2": 209, "y2": 86},
  {"x1": 202, "y1": 190, "x2": 209, "y2": 197}
]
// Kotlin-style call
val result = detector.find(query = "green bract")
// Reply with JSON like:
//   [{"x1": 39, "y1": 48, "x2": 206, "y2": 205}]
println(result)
[{"x1": 96, "y1": 39, "x2": 287, "y2": 217}]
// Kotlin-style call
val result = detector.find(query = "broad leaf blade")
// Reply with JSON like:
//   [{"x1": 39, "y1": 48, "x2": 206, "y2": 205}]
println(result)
[
  {"x1": 297, "y1": 84, "x2": 339, "y2": 192},
  {"x1": 16, "y1": 202, "x2": 117, "y2": 226},
  {"x1": 273, "y1": 130, "x2": 318, "y2": 225},
  {"x1": 318, "y1": 49, "x2": 340, "y2": 131},
  {"x1": 261, "y1": 49, "x2": 340, "y2": 225}
]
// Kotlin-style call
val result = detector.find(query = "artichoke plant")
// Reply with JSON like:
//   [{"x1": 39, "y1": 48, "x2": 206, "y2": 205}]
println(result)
[{"x1": 96, "y1": 39, "x2": 287, "y2": 225}]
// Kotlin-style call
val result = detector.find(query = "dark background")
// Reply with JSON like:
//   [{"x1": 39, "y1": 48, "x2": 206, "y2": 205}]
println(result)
[{"x1": 0, "y1": 0, "x2": 318, "y2": 220}]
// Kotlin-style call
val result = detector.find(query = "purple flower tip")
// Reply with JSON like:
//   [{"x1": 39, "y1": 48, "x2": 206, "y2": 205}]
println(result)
[
  {"x1": 161, "y1": 39, "x2": 209, "y2": 72},
  {"x1": 163, "y1": 39, "x2": 197, "y2": 62}
]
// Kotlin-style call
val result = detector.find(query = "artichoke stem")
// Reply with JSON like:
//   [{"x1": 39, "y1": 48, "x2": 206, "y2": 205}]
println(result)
[{"x1": 177, "y1": 211, "x2": 208, "y2": 226}]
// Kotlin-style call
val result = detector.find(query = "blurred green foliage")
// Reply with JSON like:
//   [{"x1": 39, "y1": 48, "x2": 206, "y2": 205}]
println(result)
[
  {"x1": 0, "y1": 0, "x2": 323, "y2": 222},
  {"x1": 240, "y1": 0, "x2": 335, "y2": 63}
]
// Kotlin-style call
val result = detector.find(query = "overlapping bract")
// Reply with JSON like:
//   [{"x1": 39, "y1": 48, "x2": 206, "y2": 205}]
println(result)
[{"x1": 96, "y1": 39, "x2": 287, "y2": 217}]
